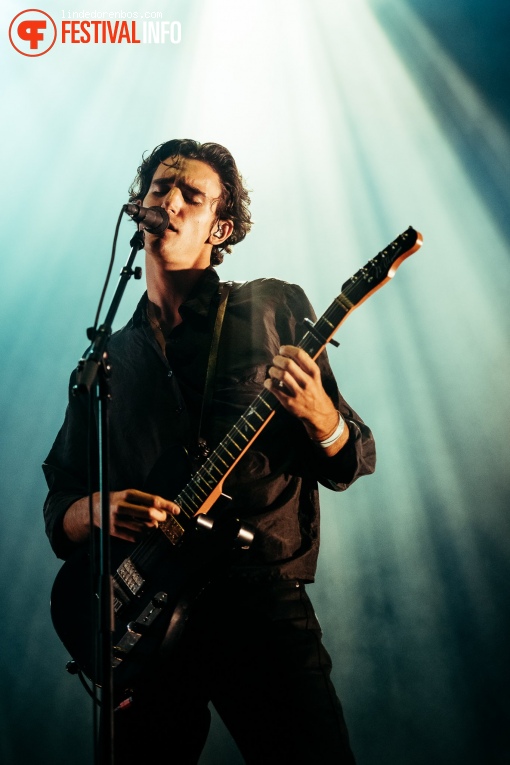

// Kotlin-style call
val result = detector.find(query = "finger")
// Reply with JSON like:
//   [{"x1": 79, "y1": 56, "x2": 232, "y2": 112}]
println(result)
[
  {"x1": 123, "y1": 489, "x2": 158, "y2": 506},
  {"x1": 111, "y1": 514, "x2": 147, "y2": 544},
  {"x1": 115, "y1": 515, "x2": 147, "y2": 531},
  {"x1": 270, "y1": 356, "x2": 310, "y2": 390},
  {"x1": 111, "y1": 524, "x2": 142, "y2": 544},
  {"x1": 264, "y1": 376, "x2": 284, "y2": 396},
  {"x1": 263, "y1": 376, "x2": 296, "y2": 399},
  {"x1": 123, "y1": 490, "x2": 180, "y2": 514},
  {"x1": 124, "y1": 489, "x2": 170, "y2": 508},
  {"x1": 116, "y1": 501, "x2": 168, "y2": 522},
  {"x1": 278, "y1": 345, "x2": 318, "y2": 377},
  {"x1": 113, "y1": 512, "x2": 164, "y2": 542}
]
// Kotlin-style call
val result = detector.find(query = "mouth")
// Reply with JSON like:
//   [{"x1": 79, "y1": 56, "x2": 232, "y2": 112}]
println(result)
[{"x1": 167, "y1": 221, "x2": 178, "y2": 233}]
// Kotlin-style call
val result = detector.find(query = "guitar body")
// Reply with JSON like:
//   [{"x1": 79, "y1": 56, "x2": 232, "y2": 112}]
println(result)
[
  {"x1": 50, "y1": 446, "x2": 249, "y2": 695},
  {"x1": 51, "y1": 514, "x2": 249, "y2": 695}
]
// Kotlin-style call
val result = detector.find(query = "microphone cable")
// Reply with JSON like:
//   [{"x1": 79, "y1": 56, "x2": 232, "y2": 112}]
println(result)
[{"x1": 92, "y1": 205, "x2": 126, "y2": 333}]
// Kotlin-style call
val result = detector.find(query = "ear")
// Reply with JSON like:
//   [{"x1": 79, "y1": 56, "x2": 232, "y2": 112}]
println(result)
[{"x1": 207, "y1": 219, "x2": 234, "y2": 246}]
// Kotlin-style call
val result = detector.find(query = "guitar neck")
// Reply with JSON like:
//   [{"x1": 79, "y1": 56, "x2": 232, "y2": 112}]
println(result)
[
  {"x1": 160, "y1": 225, "x2": 422, "y2": 528},
  {"x1": 171, "y1": 291, "x2": 345, "y2": 520}
]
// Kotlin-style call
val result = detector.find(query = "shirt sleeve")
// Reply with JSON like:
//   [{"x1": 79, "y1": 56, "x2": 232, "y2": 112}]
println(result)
[
  {"x1": 42, "y1": 370, "x2": 96, "y2": 559},
  {"x1": 281, "y1": 282, "x2": 376, "y2": 491}
]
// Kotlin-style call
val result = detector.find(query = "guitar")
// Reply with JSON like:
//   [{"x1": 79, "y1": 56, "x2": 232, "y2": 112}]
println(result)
[{"x1": 51, "y1": 225, "x2": 423, "y2": 696}]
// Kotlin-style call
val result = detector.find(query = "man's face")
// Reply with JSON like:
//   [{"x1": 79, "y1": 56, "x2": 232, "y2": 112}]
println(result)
[{"x1": 142, "y1": 155, "x2": 226, "y2": 269}]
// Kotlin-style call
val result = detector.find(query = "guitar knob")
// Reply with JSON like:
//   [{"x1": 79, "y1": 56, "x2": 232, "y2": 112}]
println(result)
[
  {"x1": 237, "y1": 524, "x2": 254, "y2": 549},
  {"x1": 195, "y1": 515, "x2": 214, "y2": 532},
  {"x1": 152, "y1": 593, "x2": 168, "y2": 609},
  {"x1": 127, "y1": 621, "x2": 143, "y2": 635}
]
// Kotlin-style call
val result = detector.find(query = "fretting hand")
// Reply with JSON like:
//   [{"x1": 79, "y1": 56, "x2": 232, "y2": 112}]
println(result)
[
  {"x1": 263, "y1": 345, "x2": 349, "y2": 455},
  {"x1": 63, "y1": 488, "x2": 180, "y2": 544}
]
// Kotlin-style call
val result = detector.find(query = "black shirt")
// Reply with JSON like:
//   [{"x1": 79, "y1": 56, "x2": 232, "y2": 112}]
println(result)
[{"x1": 43, "y1": 268, "x2": 376, "y2": 581}]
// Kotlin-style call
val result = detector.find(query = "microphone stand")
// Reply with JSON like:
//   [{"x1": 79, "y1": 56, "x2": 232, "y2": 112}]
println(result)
[{"x1": 73, "y1": 228, "x2": 145, "y2": 765}]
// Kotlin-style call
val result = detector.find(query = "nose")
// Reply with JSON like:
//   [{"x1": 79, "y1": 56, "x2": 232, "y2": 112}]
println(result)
[{"x1": 163, "y1": 185, "x2": 183, "y2": 213}]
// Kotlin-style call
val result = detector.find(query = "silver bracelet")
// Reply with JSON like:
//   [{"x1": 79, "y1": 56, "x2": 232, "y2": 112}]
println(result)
[{"x1": 316, "y1": 411, "x2": 345, "y2": 448}]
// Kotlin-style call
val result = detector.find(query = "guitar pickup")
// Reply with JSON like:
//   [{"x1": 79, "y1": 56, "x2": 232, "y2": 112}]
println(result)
[
  {"x1": 160, "y1": 514, "x2": 186, "y2": 545},
  {"x1": 117, "y1": 558, "x2": 145, "y2": 596}
]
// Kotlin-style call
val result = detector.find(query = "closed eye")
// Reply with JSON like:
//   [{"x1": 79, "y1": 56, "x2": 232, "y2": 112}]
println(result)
[{"x1": 150, "y1": 184, "x2": 203, "y2": 205}]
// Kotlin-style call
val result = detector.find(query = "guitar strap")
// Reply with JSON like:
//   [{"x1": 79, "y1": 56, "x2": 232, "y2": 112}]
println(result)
[
  {"x1": 196, "y1": 280, "x2": 233, "y2": 459},
  {"x1": 158, "y1": 280, "x2": 234, "y2": 658}
]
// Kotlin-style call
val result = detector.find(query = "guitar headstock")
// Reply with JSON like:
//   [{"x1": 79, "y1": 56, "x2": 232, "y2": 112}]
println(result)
[{"x1": 342, "y1": 226, "x2": 423, "y2": 308}]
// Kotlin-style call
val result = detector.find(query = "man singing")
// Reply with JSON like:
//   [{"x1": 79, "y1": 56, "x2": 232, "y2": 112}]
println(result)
[{"x1": 43, "y1": 139, "x2": 376, "y2": 763}]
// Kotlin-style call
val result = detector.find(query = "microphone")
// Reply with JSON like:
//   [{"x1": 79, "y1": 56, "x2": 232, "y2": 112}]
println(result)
[{"x1": 124, "y1": 203, "x2": 169, "y2": 235}]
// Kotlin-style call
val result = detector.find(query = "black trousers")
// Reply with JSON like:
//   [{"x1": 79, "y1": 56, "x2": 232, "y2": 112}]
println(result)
[{"x1": 113, "y1": 579, "x2": 356, "y2": 765}]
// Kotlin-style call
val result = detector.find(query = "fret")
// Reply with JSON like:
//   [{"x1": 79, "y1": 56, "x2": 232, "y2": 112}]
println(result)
[
  {"x1": 240, "y1": 415, "x2": 257, "y2": 433},
  {"x1": 318, "y1": 316, "x2": 335, "y2": 332},
  {"x1": 324, "y1": 303, "x2": 345, "y2": 322},
  {"x1": 196, "y1": 471, "x2": 213, "y2": 487},
  {"x1": 334, "y1": 294, "x2": 354, "y2": 312},
  {"x1": 189, "y1": 477, "x2": 209, "y2": 500},
  {"x1": 247, "y1": 406, "x2": 265, "y2": 422},
  {"x1": 214, "y1": 452, "x2": 229, "y2": 468},
  {"x1": 176, "y1": 486, "x2": 196, "y2": 507},
  {"x1": 175, "y1": 492, "x2": 197, "y2": 515},
  {"x1": 232, "y1": 423, "x2": 249, "y2": 442},
  {"x1": 219, "y1": 443, "x2": 236, "y2": 461},
  {"x1": 300, "y1": 338, "x2": 319, "y2": 357},
  {"x1": 197, "y1": 469, "x2": 215, "y2": 488},
  {"x1": 205, "y1": 459, "x2": 224, "y2": 478},
  {"x1": 181, "y1": 484, "x2": 202, "y2": 506},
  {"x1": 224, "y1": 432, "x2": 243, "y2": 453},
  {"x1": 200, "y1": 471, "x2": 217, "y2": 490}
]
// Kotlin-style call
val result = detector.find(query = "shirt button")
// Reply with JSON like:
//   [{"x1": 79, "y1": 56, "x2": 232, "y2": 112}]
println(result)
[
  {"x1": 175, "y1": 405, "x2": 183, "y2": 414},
  {"x1": 167, "y1": 370, "x2": 173, "y2": 378}
]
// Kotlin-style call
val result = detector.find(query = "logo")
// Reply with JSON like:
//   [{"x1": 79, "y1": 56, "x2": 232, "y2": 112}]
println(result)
[{"x1": 9, "y1": 9, "x2": 57, "y2": 56}]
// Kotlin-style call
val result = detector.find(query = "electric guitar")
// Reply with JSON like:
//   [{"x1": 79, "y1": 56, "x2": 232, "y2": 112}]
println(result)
[{"x1": 50, "y1": 225, "x2": 423, "y2": 696}]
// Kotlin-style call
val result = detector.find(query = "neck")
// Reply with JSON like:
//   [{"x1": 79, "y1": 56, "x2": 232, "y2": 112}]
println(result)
[{"x1": 145, "y1": 256, "x2": 209, "y2": 332}]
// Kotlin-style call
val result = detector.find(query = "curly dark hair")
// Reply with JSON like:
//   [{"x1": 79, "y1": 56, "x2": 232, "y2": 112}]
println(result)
[{"x1": 128, "y1": 139, "x2": 252, "y2": 265}]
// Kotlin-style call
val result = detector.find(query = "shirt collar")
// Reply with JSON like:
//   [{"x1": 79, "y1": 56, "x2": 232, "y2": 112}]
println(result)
[
  {"x1": 180, "y1": 266, "x2": 220, "y2": 320},
  {"x1": 132, "y1": 267, "x2": 220, "y2": 327}
]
